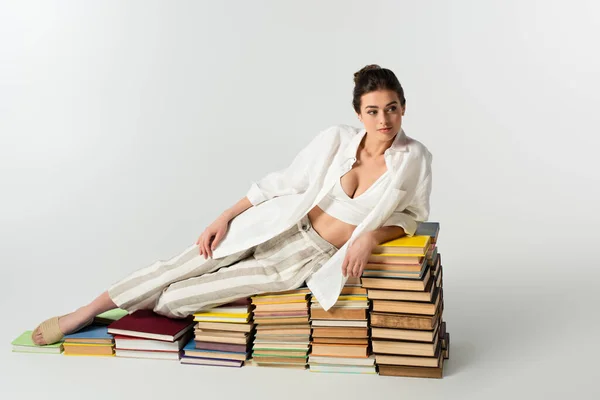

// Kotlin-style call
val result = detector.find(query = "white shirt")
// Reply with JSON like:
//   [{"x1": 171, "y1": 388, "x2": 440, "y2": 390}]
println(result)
[
  {"x1": 206, "y1": 124, "x2": 433, "y2": 310},
  {"x1": 316, "y1": 168, "x2": 391, "y2": 225}
]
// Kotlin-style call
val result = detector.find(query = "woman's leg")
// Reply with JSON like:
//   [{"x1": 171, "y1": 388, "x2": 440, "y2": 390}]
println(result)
[
  {"x1": 32, "y1": 243, "x2": 255, "y2": 345},
  {"x1": 32, "y1": 291, "x2": 117, "y2": 345},
  {"x1": 154, "y1": 215, "x2": 338, "y2": 318}
]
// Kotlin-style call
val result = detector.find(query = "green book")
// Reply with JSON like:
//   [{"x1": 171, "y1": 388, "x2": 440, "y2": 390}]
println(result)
[
  {"x1": 93, "y1": 308, "x2": 128, "y2": 325},
  {"x1": 11, "y1": 331, "x2": 63, "y2": 354}
]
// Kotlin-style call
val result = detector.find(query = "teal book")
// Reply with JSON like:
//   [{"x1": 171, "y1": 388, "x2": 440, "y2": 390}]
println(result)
[
  {"x1": 415, "y1": 222, "x2": 440, "y2": 240},
  {"x1": 11, "y1": 331, "x2": 63, "y2": 354}
]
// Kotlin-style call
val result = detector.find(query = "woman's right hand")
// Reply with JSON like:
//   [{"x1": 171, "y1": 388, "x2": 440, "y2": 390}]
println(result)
[{"x1": 196, "y1": 215, "x2": 231, "y2": 259}]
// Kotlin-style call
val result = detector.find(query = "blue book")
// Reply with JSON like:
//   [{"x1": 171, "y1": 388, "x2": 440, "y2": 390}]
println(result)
[{"x1": 64, "y1": 325, "x2": 112, "y2": 341}]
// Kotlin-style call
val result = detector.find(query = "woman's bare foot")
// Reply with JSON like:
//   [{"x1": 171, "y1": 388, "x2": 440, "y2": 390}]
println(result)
[{"x1": 32, "y1": 307, "x2": 94, "y2": 345}]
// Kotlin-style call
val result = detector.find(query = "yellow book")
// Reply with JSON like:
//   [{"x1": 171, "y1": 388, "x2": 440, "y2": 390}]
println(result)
[
  {"x1": 63, "y1": 343, "x2": 114, "y2": 347},
  {"x1": 372, "y1": 235, "x2": 431, "y2": 255}
]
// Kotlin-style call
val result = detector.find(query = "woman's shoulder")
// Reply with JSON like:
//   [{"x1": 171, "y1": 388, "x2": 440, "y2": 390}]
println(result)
[{"x1": 404, "y1": 132, "x2": 432, "y2": 163}]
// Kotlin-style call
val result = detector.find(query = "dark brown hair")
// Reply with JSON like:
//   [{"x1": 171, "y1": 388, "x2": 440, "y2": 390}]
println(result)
[{"x1": 352, "y1": 64, "x2": 406, "y2": 114}]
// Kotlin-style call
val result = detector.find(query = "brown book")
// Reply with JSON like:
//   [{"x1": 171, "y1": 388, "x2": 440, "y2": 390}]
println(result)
[
  {"x1": 368, "y1": 254, "x2": 425, "y2": 265},
  {"x1": 442, "y1": 331, "x2": 450, "y2": 360},
  {"x1": 195, "y1": 322, "x2": 254, "y2": 333},
  {"x1": 251, "y1": 296, "x2": 308, "y2": 304},
  {"x1": 312, "y1": 337, "x2": 369, "y2": 345},
  {"x1": 311, "y1": 343, "x2": 368, "y2": 358},
  {"x1": 372, "y1": 287, "x2": 442, "y2": 315},
  {"x1": 340, "y1": 287, "x2": 368, "y2": 295},
  {"x1": 378, "y1": 353, "x2": 443, "y2": 378},
  {"x1": 375, "y1": 340, "x2": 442, "y2": 367},
  {"x1": 371, "y1": 301, "x2": 442, "y2": 330},
  {"x1": 254, "y1": 303, "x2": 308, "y2": 312},
  {"x1": 254, "y1": 328, "x2": 311, "y2": 335},
  {"x1": 371, "y1": 322, "x2": 440, "y2": 342},
  {"x1": 310, "y1": 307, "x2": 367, "y2": 320},
  {"x1": 255, "y1": 324, "x2": 310, "y2": 331},
  {"x1": 367, "y1": 272, "x2": 435, "y2": 302},
  {"x1": 253, "y1": 350, "x2": 307, "y2": 357},
  {"x1": 311, "y1": 327, "x2": 368, "y2": 338},
  {"x1": 194, "y1": 333, "x2": 249, "y2": 345},
  {"x1": 373, "y1": 328, "x2": 440, "y2": 357},
  {"x1": 253, "y1": 317, "x2": 309, "y2": 324},
  {"x1": 361, "y1": 267, "x2": 431, "y2": 291},
  {"x1": 194, "y1": 329, "x2": 249, "y2": 339}
]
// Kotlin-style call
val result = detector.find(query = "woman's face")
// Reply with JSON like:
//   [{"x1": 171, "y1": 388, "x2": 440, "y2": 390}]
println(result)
[{"x1": 357, "y1": 89, "x2": 405, "y2": 139}]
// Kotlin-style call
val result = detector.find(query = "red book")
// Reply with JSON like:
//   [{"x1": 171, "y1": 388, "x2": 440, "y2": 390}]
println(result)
[{"x1": 107, "y1": 310, "x2": 194, "y2": 342}]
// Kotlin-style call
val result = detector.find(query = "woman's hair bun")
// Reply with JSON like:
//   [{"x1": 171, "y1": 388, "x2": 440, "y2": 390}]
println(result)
[{"x1": 353, "y1": 64, "x2": 381, "y2": 84}]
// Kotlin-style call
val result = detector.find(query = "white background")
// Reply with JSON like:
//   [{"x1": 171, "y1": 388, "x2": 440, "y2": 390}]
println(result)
[{"x1": 1, "y1": 1, "x2": 599, "y2": 399}]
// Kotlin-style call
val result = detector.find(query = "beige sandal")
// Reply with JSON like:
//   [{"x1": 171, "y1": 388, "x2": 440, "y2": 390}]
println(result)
[
  {"x1": 33, "y1": 316, "x2": 64, "y2": 345},
  {"x1": 32, "y1": 316, "x2": 94, "y2": 346}
]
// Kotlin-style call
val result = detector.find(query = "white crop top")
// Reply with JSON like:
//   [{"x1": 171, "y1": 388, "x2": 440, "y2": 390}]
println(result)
[{"x1": 317, "y1": 171, "x2": 390, "y2": 225}]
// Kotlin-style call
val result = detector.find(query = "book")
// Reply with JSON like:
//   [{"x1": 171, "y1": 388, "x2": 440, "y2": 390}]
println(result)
[
  {"x1": 372, "y1": 329, "x2": 441, "y2": 357},
  {"x1": 361, "y1": 266, "x2": 431, "y2": 291},
  {"x1": 370, "y1": 304, "x2": 442, "y2": 330},
  {"x1": 107, "y1": 310, "x2": 194, "y2": 341},
  {"x1": 93, "y1": 308, "x2": 128, "y2": 325},
  {"x1": 310, "y1": 307, "x2": 367, "y2": 320},
  {"x1": 63, "y1": 325, "x2": 113, "y2": 344},
  {"x1": 415, "y1": 222, "x2": 440, "y2": 243},
  {"x1": 181, "y1": 355, "x2": 243, "y2": 367},
  {"x1": 372, "y1": 235, "x2": 431, "y2": 255},
  {"x1": 115, "y1": 348, "x2": 181, "y2": 360},
  {"x1": 311, "y1": 343, "x2": 369, "y2": 358},
  {"x1": 367, "y1": 266, "x2": 441, "y2": 302},
  {"x1": 11, "y1": 331, "x2": 63, "y2": 354},
  {"x1": 375, "y1": 341, "x2": 442, "y2": 367},
  {"x1": 309, "y1": 355, "x2": 375, "y2": 366},
  {"x1": 194, "y1": 321, "x2": 255, "y2": 333},
  {"x1": 114, "y1": 332, "x2": 192, "y2": 351},
  {"x1": 311, "y1": 327, "x2": 368, "y2": 338},
  {"x1": 371, "y1": 287, "x2": 442, "y2": 315},
  {"x1": 310, "y1": 320, "x2": 368, "y2": 328},
  {"x1": 378, "y1": 354, "x2": 443, "y2": 378},
  {"x1": 371, "y1": 323, "x2": 440, "y2": 342}
]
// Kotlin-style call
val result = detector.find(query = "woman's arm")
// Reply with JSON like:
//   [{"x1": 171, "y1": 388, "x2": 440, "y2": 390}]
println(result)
[{"x1": 221, "y1": 196, "x2": 253, "y2": 222}]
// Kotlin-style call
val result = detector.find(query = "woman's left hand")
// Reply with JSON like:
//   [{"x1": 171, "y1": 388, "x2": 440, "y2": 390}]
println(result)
[{"x1": 341, "y1": 232, "x2": 378, "y2": 278}]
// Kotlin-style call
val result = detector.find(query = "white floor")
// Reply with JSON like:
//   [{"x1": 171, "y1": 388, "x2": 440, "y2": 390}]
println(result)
[{"x1": 3, "y1": 269, "x2": 598, "y2": 400}]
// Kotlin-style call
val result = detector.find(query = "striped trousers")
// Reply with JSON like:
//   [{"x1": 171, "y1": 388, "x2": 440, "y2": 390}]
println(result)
[{"x1": 107, "y1": 214, "x2": 338, "y2": 318}]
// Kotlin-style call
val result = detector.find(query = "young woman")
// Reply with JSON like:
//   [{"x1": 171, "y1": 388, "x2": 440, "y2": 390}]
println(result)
[{"x1": 32, "y1": 64, "x2": 433, "y2": 345}]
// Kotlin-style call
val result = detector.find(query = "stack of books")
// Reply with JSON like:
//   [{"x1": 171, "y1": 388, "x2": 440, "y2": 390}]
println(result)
[
  {"x1": 107, "y1": 310, "x2": 194, "y2": 361},
  {"x1": 182, "y1": 299, "x2": 254, "y2": 367},
  {"x1": 308, "y1": 277, "x2": 376, "y2": 374},
  {"x1": 63, "y1": 325, "x2": 115, "y2": 357},
  {"x1": 363, "y1": 222, "x2": 448, "y2": 379},
  {"x1": 11, "y1": 331, "x2": 64, "y2": 354},
  {"x1": 250, "y1": 287, "x2": 312, "y2": 369}
]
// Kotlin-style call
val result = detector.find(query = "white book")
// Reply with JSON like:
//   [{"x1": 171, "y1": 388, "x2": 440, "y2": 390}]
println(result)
[
  {"x1": 308, "y1": 354, "x2": 375, "y2": 366},
  {"x1": 115, "y1": 349, "x2": 181, "y2": 360}
]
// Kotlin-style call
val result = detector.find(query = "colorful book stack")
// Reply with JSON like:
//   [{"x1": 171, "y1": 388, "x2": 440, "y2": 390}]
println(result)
[
  {"x1": 11, "y1": 331, "x2": 64, "y2": 354},
  {"x1": 182, "y1": 298, "x2": 254, "y2": 367},
  {"x1": 63, "y1": 325, "x2": 115, "y2": 356},
  {"x1": 363, "y1": 222, "x2": 448, "y2": 379},
  {"x1": 107, "y1": 310, "x2": 194, "y2": 361},
  {"x1": 308, "y1": 276, "x2": 376, "y2": 374},
  {"x1": 250, "y1": 287, "x2": 312, "y2": 369}
]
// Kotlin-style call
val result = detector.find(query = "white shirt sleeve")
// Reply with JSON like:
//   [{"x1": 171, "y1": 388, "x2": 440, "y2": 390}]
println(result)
[
  {"x1": 382, "y1": 151, "x2": 432, "y2": 236},
  {"x1": 245, "y1": 127, "x2": 332, "y2": 206}
]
